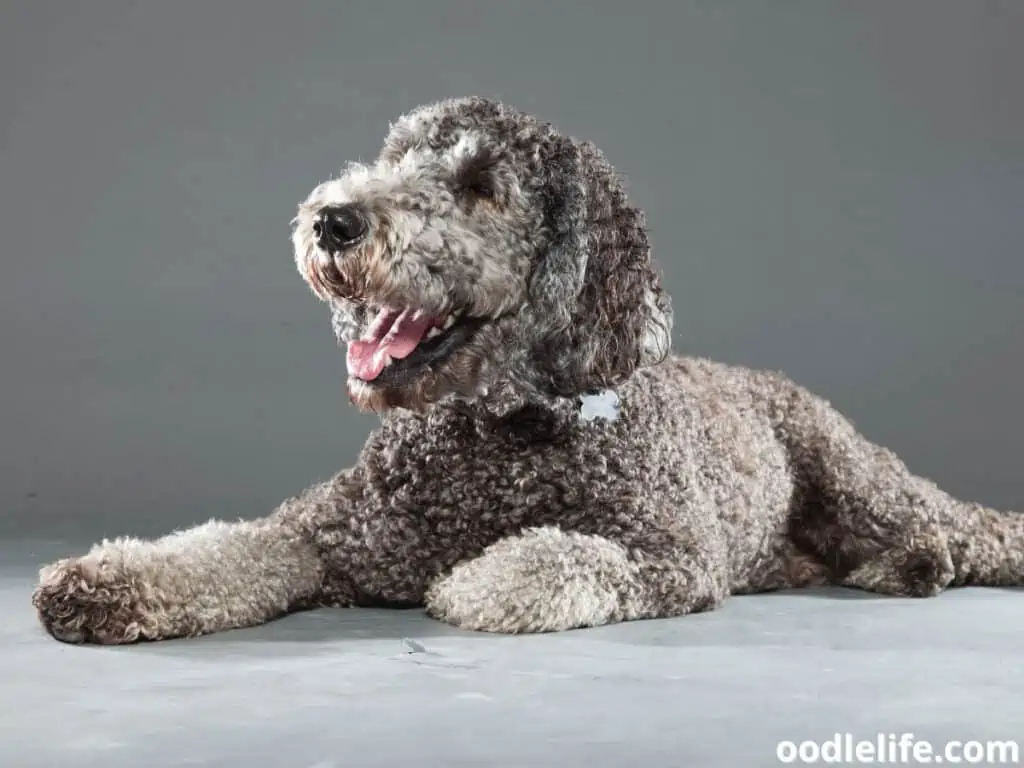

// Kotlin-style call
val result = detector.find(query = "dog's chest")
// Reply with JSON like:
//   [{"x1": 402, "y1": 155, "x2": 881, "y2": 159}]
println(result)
[{"x1": 373, "y1": 402, "x2": 637, "y2": 536}]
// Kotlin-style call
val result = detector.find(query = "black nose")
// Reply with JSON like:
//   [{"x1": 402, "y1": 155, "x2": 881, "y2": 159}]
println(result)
[{"x1": 313, "y1": 205, "x2": 368, "y2": 250}]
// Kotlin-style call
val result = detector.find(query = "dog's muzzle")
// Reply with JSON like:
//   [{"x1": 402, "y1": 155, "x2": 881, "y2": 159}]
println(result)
[{"x1": 313, "y1": 204, "x2": 368, "y2": 252}]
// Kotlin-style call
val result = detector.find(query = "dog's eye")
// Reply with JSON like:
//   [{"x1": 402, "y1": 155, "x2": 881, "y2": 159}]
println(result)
[
  {"x1": 453, "y1": 150, "x2": 499, "y2": 201},
  {"x1": 459, "y1": 175, "x2": 495, "y2": 200}
]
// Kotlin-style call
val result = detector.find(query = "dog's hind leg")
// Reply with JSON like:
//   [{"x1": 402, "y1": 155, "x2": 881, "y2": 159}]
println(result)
[
  {"x1": 31, "y1": 484, "x2": 334, "y2": 644},
  {"x1": 778, "y1": 380, "x2": 1024, "y2": 595}
]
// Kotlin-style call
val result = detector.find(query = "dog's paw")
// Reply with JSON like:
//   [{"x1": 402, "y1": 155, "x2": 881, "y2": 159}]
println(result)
[
  {"x1": 424, "y1": 527, "x2": 630, "y2": 634},
  {"x1": 843, "y1": 538, "x2": 955, "y2": 598},
  {"x1": 32, "y1": 553, "x2": 159, "y2": 644}
]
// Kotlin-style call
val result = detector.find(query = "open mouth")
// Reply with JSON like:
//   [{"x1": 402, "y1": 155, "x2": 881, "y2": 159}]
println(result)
[{"x1": 346, "y1": 304, "x2": 485, "y2": 386}]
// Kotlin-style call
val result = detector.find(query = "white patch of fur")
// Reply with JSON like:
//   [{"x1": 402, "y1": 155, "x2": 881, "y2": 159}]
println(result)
[
  {"x1": 448, "y1": 132, "x2": 483, "y2": 166},
  {"x1": 579, "y1": 389, "x2": 620, "y2": 423}
]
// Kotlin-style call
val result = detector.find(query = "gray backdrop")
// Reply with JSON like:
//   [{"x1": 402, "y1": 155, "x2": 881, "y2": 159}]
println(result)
[{"x1": 2, "y1": 1, "x2": 1021, "y2": 544}]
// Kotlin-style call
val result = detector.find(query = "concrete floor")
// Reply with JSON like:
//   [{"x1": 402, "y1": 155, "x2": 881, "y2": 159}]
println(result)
[{"x1": 2, "y1": 539, "x2": 1023, "y2": 768}]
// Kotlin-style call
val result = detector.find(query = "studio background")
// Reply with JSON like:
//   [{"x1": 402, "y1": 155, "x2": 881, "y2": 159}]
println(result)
[{"x1": 3, "y1": 1, "x2": 1021, "y2": 544}]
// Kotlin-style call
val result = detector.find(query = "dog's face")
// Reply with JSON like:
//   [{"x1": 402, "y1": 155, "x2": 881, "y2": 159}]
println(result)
[{"x1": 292, "y1": 97, "x2": 671, "y2": 413}]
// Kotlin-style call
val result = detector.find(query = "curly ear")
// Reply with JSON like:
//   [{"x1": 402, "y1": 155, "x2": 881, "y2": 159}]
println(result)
[{"x1": 528, "y1": 137, "x2": 673, "y2": 397}]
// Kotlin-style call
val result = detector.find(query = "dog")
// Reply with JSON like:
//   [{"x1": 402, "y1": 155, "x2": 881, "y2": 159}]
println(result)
[{"x1": 32, "y1": 96, "x2": 1023, "y2": 644}]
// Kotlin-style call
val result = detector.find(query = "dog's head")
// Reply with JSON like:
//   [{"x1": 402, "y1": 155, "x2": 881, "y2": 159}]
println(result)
[{"x1": 292, "y1": 97, "x2": 672, "y2": 413}]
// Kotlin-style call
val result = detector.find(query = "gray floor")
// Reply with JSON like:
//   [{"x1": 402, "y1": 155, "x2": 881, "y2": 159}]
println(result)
[{"x1": 2, "y1": 540, "x2": 1022, "y2": 768}]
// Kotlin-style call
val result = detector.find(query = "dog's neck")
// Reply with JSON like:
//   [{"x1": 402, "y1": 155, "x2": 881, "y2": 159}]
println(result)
[{"x1": 435, "y1": 379, "x2": 622, "y2": 445}]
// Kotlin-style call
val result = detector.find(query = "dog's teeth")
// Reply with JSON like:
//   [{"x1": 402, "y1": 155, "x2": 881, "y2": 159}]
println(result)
[
  {"x1": 442, "y1": 315, "x2": 457, "y2": 330},
  {"x1": 426, "y1": 326, "x2": 441, "y2": 339}
]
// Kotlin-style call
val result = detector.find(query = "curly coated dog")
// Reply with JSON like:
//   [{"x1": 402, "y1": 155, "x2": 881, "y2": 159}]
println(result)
[{"x1": 33, "y1": 96, "x2": 1023, "y2": 644}]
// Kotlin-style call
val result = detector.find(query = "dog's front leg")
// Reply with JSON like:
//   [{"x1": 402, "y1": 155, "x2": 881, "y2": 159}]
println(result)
[
  {"x1": 31, "y1": 484, "x2": 334, "y2": 645},
  {"x1": 424, "y1": 522, "x2": 729, "y2": 634}
]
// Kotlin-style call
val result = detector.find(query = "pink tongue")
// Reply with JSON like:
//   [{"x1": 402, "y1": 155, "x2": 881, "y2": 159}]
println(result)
[{"x1": 346, "y1": 308, "x2": 436, "y2": 381}]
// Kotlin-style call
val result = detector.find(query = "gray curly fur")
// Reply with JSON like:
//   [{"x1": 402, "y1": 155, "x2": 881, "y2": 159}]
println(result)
[{"x1": 33, "y1": 97, "x2": 1023, "y2": 644}]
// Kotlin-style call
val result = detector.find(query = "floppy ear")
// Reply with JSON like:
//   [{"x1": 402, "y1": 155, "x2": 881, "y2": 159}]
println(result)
[{"x1": 528, "y1": 137, "x2": 673, "y2": 397}]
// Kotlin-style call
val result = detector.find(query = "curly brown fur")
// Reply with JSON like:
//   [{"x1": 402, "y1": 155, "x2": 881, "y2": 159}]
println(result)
[{"x1": 32, "y1": 97, "x2": 1023, "y2": 644}]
